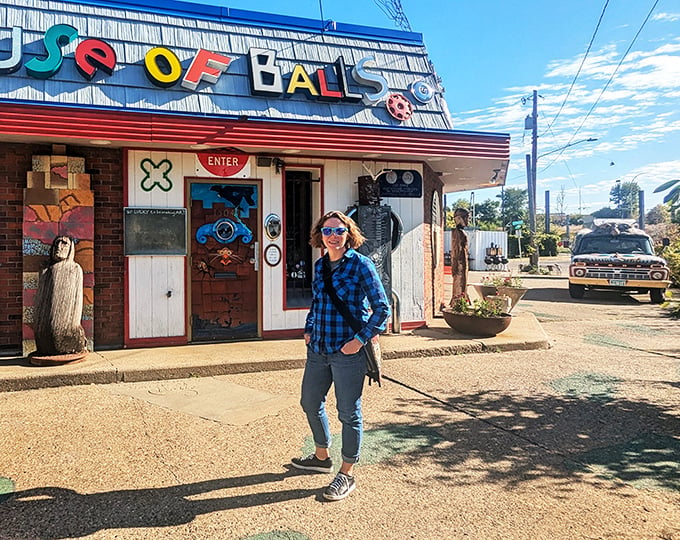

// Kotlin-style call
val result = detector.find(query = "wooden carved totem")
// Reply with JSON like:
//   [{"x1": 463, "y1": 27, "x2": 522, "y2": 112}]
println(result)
[{"x1": 22, "y1": 145, "x2": 94, "y2": 357}]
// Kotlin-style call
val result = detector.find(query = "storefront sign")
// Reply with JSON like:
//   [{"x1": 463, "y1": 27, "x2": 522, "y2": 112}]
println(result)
[
  {"x1": 248, "y1": 49, "x2": 388, "y2": 104},
  {"x1": 196, "y1": 152, "x2": 249, "y2": 177},
  {"x1": 0, "y1": 23, "x2": 420, "y2": 120},
  {"x1": 0, "y1": 25, "x2": 232, "y2": 92}
]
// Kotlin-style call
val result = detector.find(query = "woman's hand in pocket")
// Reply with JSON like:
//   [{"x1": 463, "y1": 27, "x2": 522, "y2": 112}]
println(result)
[{"x1": 341, "y1": 338, "x2": 363, "y2": 355}]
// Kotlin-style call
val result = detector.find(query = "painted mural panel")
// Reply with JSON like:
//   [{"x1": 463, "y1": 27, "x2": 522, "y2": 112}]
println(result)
[{"x1": 189, "y1": 181, "x2": 260, "y2": 341}]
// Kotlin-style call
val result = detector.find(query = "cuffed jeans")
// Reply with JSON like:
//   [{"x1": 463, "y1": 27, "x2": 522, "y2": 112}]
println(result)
[{"x1": 300, "y1": 348, "x2": 366, "y2": 464}]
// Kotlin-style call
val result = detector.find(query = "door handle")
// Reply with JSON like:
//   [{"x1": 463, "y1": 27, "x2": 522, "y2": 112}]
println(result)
[{"x1": 254, "y1": 241, "x2": 260, "y2": 271}]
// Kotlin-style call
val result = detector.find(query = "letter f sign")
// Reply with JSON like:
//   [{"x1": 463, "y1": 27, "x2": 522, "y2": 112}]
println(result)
[{"x1": 181, "y1": 49, "x2": 232, "y2": 91}]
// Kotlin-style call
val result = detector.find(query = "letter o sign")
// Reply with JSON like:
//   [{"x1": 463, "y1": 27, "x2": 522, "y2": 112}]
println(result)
[{"x1": 144, "y1": 47, "x2": 182, "y2": 88}]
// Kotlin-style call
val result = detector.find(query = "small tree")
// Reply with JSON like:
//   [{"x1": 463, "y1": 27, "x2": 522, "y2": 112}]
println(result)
[
  {"x1": 610, "y1": 180, "x2": 640, "y2": 218},
  {"x1": 474, "y1": 199, "x2": 501, "y2": 228},
  {"x1": 591, "y1": 207, "x2": 619, "y2": 219},
  {"x1": 499, "y1": 187, "x2": 528, "y2": 229},
  {"x1": 646, "y1": 204, "x2": 671, "y2": 225},
  {"x1": 654, "y1": 179, "x2": 680, "y2": 223}
]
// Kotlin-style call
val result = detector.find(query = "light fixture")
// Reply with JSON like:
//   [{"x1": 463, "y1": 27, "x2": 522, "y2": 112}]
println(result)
[
  {"x1": 281, "y1": 149, "x2": 301, "y2": 154},
  {"x1": 190, "y1": 144, "x2": 211, "y2": 150},
  {"x1": 426, "y1": 157, "x2": 445, "y2": 162},
  {"x1": 89, "y1": 139, "x2": 111, "y2": 145},
  {"x1": 362, "y1": 153, "x2": 381, "y2": 158}
]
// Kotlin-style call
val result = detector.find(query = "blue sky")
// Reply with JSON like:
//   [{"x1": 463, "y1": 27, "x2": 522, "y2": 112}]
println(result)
[{"x1": 203, "y1": 0, "x2": 680, "y2": 217}]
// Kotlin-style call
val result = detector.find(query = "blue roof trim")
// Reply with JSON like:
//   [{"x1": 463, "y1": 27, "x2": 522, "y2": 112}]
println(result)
[
  {"x1": 61, "y1": 0, "x2": 424, "y2": 45},
  {"x1": 2, "y1": 98, "x2": 510, "y2": 139}
]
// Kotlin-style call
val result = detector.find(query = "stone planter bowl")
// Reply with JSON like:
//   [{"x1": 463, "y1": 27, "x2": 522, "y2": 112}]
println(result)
[
  {"x1": 441, "y1": 309, "x2": 512, "y2": 337},
  {"x1": 468, "y1": 284, "x2": 528, "y2": 312}
]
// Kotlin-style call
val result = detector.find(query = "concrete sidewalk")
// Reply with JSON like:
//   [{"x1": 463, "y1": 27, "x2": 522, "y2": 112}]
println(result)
[{"x1": 0, "y1": 312, "x2": 549, "y2": 392}]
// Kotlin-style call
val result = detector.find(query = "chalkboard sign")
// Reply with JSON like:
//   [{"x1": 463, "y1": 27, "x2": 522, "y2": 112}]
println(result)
[{"x1": 124, "y1": 207, "x2": 187, "y2": 256}]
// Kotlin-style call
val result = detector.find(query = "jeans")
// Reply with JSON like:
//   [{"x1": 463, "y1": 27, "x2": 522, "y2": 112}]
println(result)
[{"x1": 300, "y1": 348, "x2": 366, "y2": 464}]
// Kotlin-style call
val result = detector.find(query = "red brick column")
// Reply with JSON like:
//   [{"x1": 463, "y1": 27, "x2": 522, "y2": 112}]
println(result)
[{"x1": 422, "y1": 164, "x2": 445, "y2": 324}]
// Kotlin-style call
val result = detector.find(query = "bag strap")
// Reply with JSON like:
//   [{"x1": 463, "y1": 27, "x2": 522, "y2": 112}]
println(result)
[{"x1": 322, "y1": 256, "x2": 363, "y2": 335}]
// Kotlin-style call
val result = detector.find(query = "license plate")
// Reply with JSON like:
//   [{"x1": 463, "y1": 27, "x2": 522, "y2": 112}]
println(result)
[{"x1": 609, "y1": 279, "x2": 626, "y2": 286}]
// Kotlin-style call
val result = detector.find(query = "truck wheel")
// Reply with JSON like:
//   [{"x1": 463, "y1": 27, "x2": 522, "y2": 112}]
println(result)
[
  {"x1": 569, "y1": 283, "x2": 585, "y2": 299},
  {"x1": 650, "y1": 288, "x2": 665, "y2": 304}
]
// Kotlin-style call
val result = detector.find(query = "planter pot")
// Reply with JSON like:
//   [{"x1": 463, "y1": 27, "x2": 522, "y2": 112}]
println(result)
[
  {"x1": 468, "y1": 284, "x2": 528, "y2": 312},
  {"x1": 441, "y1": 309, "x2": 512, "y2": 337},
  {"x1": 495, "y1": 286, "x2": 528, "y2": 312},
  {"x1": 469, "y1": 283, "x2": 497, "y2": 300}
]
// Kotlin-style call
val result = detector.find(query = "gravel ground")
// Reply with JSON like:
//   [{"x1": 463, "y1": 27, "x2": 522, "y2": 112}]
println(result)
[{"x1": 1, "y1": 268, "x2": 679, "y2": 540}]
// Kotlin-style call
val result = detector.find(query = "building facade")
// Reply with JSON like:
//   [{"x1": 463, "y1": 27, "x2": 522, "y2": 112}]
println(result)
[{"x1": 0, "y1": 0, "x2": 510, "y2": 355}]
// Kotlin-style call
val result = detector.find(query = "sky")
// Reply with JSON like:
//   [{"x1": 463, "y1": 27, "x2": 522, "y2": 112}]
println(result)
[{"x1": 201, "y1": 0, "x2": 680, "y2": 217}]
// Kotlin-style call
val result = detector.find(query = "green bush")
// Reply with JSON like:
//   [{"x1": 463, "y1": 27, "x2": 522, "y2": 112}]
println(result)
[
  {"x1": 537, "y1": 233, "x2": 560, "y2": 257},
  {"x1": 662, "y1": 239, "x2": 680, "y2": 286},
  {"x1": 506, "y1": 232, "x2": 560, "y2": 258}
]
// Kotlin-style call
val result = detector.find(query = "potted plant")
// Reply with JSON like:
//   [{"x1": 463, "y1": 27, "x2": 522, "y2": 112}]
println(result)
[
  {"x1": 470, "y1": 274, "x2": 528, "y2": 312},
  {"x1": 442, "y1": 295, "x2": 512, "y2": 337}
]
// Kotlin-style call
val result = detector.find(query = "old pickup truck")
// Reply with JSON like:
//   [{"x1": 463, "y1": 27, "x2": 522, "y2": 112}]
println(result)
[{"x1": 568, "y1": 219, "x2": 670, "y2": 303}]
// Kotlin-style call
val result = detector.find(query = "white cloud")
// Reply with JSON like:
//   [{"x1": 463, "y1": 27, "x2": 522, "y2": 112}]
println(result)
[{"x1": 652, "y1": 12, "x2": 680, "y2": 23}]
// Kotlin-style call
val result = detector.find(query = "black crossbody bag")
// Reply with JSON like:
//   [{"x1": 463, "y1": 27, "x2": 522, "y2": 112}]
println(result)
[{"x1": 322, "y1": 257, "x2": 382, "y2": 387}]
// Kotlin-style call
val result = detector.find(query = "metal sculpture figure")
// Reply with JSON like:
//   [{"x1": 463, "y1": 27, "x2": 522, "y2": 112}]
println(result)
[
  {"x1": 449, "y1": 208, "x2": 470, "y2": 304},
  {"x1": 33, "y1": 236, "x2": 87, "y2": 358}
]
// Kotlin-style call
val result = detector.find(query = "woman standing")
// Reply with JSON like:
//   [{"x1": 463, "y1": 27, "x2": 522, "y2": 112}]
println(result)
[{"x1": 291, "y1": 210, "x2": 390, "y2": 501}]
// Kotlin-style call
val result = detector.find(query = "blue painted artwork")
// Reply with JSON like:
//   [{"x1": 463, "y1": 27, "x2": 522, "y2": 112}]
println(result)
[{"x1": 196, "y1": 217, "x2": 253, "y2": 245}]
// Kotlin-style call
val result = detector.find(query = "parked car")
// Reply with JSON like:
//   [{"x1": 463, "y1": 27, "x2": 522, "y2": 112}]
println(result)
[{"x1": 568, "y1": 219, "x2": 670, "y2": 303}]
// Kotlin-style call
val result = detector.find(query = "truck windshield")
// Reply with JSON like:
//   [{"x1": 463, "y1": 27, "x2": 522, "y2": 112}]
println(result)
[{"x1": 575, "y1": 236, "x2": 653, "y2": 255}]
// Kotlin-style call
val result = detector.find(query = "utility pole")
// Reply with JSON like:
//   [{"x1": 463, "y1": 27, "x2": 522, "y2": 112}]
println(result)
[
  {"x1": 545, "y1": 190, "x2": 550, "y2": 234},
  {"x1": 526, "y1": 154, "x2": 534, "y2": 231},
  {"x1": 638, "y1": 190, "x2": 645, "y2": 229},
  {"x1": 529, "y1": 89, "x2": 539, "y2": 267}
]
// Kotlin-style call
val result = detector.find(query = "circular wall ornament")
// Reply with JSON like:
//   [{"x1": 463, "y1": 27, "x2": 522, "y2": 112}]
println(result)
[
  {"x1": 264, "y1": 213, "x2": 282, "y2": 240},
  {"x1": 402, "y1": 171, "x2": 414, "y2": 185},
  {"x1": 264, "y1": 244, "x2": 282, "y2": 266},
  {"x1": 409, "y1": 80, "x2": 434, "y2": 103},
  {"x1": 386, "y1": 93, "x2": 413, "y2": 121},
  {"x1": 385, "y1": 171, "x2": 398, "y2": 184}
]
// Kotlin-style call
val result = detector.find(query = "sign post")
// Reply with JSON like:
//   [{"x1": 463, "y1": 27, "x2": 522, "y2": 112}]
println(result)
[{"x1": 512, "y1": 221, "x2": 524, "y2": 259}]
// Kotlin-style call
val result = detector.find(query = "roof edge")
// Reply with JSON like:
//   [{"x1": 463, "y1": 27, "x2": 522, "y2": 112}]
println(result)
[{"x1": 58, "y1": 0, "x2": 424, "y2": 44}]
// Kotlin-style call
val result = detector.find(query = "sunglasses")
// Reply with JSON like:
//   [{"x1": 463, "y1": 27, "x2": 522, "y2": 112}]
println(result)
[{"x1": 321, "y1": 227, "x2": 348, "y2": 236}]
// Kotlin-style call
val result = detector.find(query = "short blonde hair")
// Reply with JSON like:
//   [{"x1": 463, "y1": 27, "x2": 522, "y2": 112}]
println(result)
[{"x1": 309, "y1": 210, "x2": 366, "y2": 249}]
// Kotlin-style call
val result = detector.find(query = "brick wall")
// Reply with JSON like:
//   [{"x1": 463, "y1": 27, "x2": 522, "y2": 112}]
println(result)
[
  {"x1": 422, "y1": 164, "x2": 445, "y2": 323},
  {"x1": 0, "y1": 143, "x2": 50, "y2": 353},
  {"x1": 0, "y1": 143, "x2": 125, "y2": 354},
  {"x1": 82, "y1": 147, "x2": 125, "y2": 349}
]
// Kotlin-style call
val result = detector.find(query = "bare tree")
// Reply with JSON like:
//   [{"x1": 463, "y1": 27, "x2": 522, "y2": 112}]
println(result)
[{"x1": 555, "y1": 186, "x2": 567, "y2": 225}]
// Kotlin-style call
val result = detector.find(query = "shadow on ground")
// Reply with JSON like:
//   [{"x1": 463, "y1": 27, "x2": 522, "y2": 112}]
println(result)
[
  {"x1": 371, "y1": 378, "x2": 680, "y2": 495},
  {"x1": 0, "y1": 470, "x2": 319, "y2": 539}
]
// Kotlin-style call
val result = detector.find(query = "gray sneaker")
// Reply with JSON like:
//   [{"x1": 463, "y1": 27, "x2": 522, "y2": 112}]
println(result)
[
  {"x1": 323, "y1": 472, "x2": 356, "y2": 501},
  {"x1": 291, "y1": 453, "x2": 333, "y2": 473}
]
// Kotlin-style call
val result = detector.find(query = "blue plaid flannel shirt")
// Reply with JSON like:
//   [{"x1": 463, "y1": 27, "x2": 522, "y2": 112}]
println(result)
[{"x1": 305, "y1": 249, "x2": 390, "y2": 354}]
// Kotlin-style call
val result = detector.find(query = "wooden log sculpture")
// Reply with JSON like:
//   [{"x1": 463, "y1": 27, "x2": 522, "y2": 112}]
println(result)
[
  {"x1": 31, "y1": 236, "x2": 88, "y2": 365},
  {"x1": 449, "y1": 208, "x2": 470, "y2": 304}
]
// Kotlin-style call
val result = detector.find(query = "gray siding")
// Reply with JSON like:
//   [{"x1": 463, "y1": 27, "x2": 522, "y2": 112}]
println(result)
[{"x1": 1, "y1": 0, "x2": 452, "y2": 130}]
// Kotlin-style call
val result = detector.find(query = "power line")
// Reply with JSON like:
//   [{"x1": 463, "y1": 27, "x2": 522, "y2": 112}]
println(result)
[
  {"x1": 551, "y1": 0, "x2": 659, "y2": 164},
  {"x1": 373, "y1": 0, "x2": 412, "y2": 31},
  {"x1": 542, "y1": 0, "x2": 610, "y2": 136}
]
